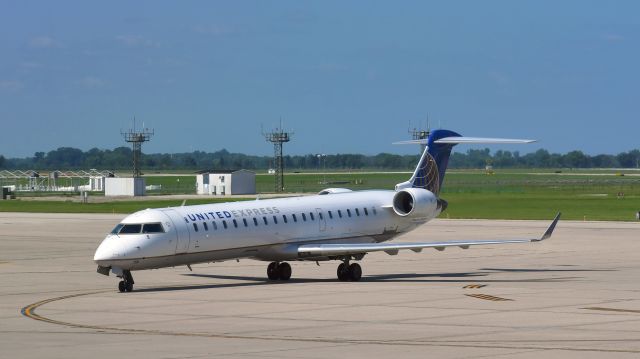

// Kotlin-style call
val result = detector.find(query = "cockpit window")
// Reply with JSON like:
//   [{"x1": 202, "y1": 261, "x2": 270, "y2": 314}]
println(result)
[
  {"x1": 110, "y1": 224, "x2": 124, "y2": 234},
  {"x1": 143, "y1": 223, "x2": 165, "y2": 233},
  {"x1": 119, "y1": 224, "x2": 142, "y2": 234},
  {"x1": 112, "y1": 222, "x2": 164, "y2": 235}
]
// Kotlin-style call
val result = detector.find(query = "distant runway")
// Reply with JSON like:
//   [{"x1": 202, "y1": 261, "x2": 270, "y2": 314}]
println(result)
[{"x1": 2, "y1": 213, "x2": 640, "y2": 358}]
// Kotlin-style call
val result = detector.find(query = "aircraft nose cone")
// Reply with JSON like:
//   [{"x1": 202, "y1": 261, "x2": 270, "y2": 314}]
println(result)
[{"x1": 94, "y1": 239, "x2": 115, "y2": 263}]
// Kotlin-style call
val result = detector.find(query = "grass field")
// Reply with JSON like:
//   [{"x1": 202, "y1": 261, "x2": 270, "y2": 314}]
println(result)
[{"x1": 2, "y1": 170, "x2": 639, "y2": 221}]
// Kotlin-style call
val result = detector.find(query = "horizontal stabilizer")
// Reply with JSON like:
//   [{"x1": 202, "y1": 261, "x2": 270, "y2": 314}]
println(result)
[
  {"x1": 394, "y1": 137, "x2": 536, "y2": 145},
  {"x1": 436, "y1": 137, "x2": 536, "y2": 144},
  {"x1": 393, "y1": 139, "x2": 428, "y2": 145}
]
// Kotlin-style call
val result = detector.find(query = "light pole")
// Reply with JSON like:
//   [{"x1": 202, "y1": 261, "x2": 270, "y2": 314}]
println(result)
[
  {"x1": 316, "y1": 154, "x2": 321, "y2": 184},
  {"x1": 317, "y1": 154, "x2": 326, "y2": 184}
]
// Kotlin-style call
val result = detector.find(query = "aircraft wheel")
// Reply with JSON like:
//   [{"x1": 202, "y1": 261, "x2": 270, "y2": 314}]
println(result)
[
  {"x1": 348, "y1": 263, "x2": 362, "y2": 282},
  {"x1": 125, "y1": 282, "x2": 134, "y2": 292},
  {"x1": 337, "y1": 263, "x2": 349, "y2": 281},
  {"x1": 267, "y1": 262, "x2": 279, "y2": 280},
  {"x1": 118, "y1": 281, "x2": 126, "y2": 292},
  {"x1": 278, "y1": 262, "x2": 292, "y2": 280}
]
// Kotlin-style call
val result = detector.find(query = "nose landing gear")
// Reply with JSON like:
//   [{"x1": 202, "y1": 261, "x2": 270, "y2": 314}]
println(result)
[{"x1": 118, "y1": 270, "x2": 134, "y2": 292}]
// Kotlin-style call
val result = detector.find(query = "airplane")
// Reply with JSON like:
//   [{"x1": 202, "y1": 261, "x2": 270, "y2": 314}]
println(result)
[{"x1": 94, "y1": 129, "x2": 561, "y2": 292}]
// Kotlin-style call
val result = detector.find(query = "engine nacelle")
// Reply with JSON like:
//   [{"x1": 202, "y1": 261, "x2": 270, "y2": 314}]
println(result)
[
  {"x1": 318, "y1": 188, "x2": 353, "y2": 195},
  {"x1": 392, "y1": 188, "x2": 438, "y2": 218}
]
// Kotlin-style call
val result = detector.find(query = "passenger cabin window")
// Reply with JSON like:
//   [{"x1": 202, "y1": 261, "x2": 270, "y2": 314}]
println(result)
[
  {"x1": 347, "y1": 209, "x2": 352, "y2": 217},
  {"x1": 233, "y1": 219, "x2": 238, "y2": 228},
  {"x1": 283, "y1": 215, "x2": 288, "y2": 223},
  {"x1": 142, "y1": 223, "x2": 164, "y2": 233},
  {"x1": 301, "y1": 213, "x2": 307, "y2": 221},
  {"x1": 242, "y1": 219, "x2": 248, "y2": 227},
  {"x1": 223, "y1": 220, "x2": 228, "y2": 229},
  {"x1": 253, "y1": 218, "x2": 259, "y2": 226},
  {"x1": 203, "y1": 222, "x2": 209, "y2": 231},
  {"x1": 328, "y1": 211, "x2": 333, "y2": 219},
  {"x1": 119, "y1": 224, "x2": 142, "y2": 234},
  {"x1": 309, "y1": 212, "x2": 315, "y2": 220},
  {"x1": 319, "y1": 212, "x2": 324, "y2": 220},
  {"x1": 263, "y1": 217, "x2": 268, "y2": 225},
  {"x1": 364, "y1": 208, "x2": 369, "y2": 216},
  {"x1": 273, "y1": 215, "x2": 278, "y2": 224},
  {"x1": 292, "y1": 214, "x2": 298, "y2": 222},
  {"x1": 212, "y1": 221, "x2": 218, "y2": 230},
  {"x1": 192, "y1": 223, "x2": 199, "y2": 232},
  {"x1": 355, "y1": 208, "x2": 360, "y2": 216},
  {"x1": 338, "y1": 210, "x2": 343, "y2": 218},
  {"x1": 373, "y1": 207, "x2": 377, "y2": 215}
]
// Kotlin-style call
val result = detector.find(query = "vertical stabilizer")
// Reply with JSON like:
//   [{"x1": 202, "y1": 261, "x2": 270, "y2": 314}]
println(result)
[{"x1": 395, "y1": 129, "x2": 461, "y2": 194}]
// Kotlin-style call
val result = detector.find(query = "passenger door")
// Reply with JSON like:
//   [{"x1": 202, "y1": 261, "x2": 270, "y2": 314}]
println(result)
[{"x1": 166, "y1": 209, "x2": 191, "y2": 254}]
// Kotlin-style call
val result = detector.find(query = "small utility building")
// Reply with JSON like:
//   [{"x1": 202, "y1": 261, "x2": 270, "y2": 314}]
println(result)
[
  {"x1": 196, "y1": 169, "x2": 256, "y2": 195},
  {"x1": 105, "y1": 177, "x2": 145, "y2": 196}
]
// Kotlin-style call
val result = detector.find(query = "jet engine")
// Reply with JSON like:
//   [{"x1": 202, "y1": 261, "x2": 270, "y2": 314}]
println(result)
[{"x1": 392, "y1": 188, "x2": 439, "y2": 218}]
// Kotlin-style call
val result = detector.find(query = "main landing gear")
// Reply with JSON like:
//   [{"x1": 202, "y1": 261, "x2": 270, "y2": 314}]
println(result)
[
  {"x1": 267, "y1": 262, "x2": 292, "y2": 281},
  {"x1": 265, "y1": 260, "x2": 363, "y2": 282},
  {"x1": 337, "y1": 260, "x2": 362, "y2": 282},
  {"x1": 118, "y1": 270, "x2": 134, "y2": 292}
]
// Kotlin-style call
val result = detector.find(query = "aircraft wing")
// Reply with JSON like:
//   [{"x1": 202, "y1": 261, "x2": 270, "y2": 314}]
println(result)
[{"x1": 298, "y1": 213, "x2": 560, "y2": 258}]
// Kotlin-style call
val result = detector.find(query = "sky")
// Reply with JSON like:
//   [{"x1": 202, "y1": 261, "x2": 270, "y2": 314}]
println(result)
[{"x1": 1, "y1": 1, "x2": 639, "y2": 158}]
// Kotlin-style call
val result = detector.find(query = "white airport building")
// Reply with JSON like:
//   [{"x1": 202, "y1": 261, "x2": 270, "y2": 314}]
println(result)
[
  {"x1": 105, "y1": 177, "x2": 146, "y2": 196},
  {"x1": 196, "y1": 169, "x2": 256, "y2": 195}
]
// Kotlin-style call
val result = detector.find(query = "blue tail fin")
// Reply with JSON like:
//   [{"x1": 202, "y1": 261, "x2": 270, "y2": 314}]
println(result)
[
  {"x1": 396, "y1": 129, "x2": 461, "y2": 195},
  {"x1": 395, "y1": 129, "x2": 535, "y2": 194}
]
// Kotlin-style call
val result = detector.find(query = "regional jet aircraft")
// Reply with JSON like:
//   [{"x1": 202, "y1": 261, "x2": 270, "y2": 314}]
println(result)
[{"x1": 94, "y1": 129, "x2": 560, "y2": 292}]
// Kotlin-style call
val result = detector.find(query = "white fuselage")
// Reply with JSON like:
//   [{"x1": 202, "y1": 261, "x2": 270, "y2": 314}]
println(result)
[{"x1": 94, "y1": 190, "x2": 437, "y2": 272}]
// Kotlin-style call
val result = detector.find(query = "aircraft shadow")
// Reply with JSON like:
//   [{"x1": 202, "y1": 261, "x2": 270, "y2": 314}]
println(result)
[
  {"x1": 134, "y1": 280, "x2": 272, "y2": 293},
  {"x1": 345, "y1": 271, "x2": 581, "y2": 283},
  {"x1": 480, "y1": 267, "x2": 616, "y2": 273},
  {"x1": 183, "y1": 272, "x2": 490, "y2": 283},
  {"x1": 135, "y1": 269, "x2": 587, "y2": 293}
]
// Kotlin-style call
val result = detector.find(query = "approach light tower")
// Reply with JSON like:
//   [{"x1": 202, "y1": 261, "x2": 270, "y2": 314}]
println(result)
[
  {"x1": 263, "y1": 124, "x2": 293, "y2": 192},
  {"x1": 121, "y1": 120, "x2": 154, "y2": 178}
]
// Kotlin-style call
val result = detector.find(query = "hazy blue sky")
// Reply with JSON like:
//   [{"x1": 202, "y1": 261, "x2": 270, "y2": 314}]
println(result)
[{"x1": 1, "y1": 1, "x2": 638, "y2": 158}]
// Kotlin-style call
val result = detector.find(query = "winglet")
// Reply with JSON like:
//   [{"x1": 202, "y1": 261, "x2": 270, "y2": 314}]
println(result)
[{"x1": 533, "y1": 212, "x2": 561, "y2": 242}]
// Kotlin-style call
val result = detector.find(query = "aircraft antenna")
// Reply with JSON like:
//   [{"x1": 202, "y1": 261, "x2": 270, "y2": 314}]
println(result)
[{"x1": 263, "y1": 121, "x2": 293, "y2": 193}]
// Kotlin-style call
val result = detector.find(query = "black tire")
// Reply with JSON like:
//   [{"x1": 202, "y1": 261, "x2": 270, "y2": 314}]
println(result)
[
  {"x1": 278, "y1": 262, "x2": 292, "y2": 280},
  {"x1": 125, "y1": 282, "x2": 134, "y2": 292},
  {"x1": 337, "y1": 263, "x2": 349, "y2": 281},
  {"x1": 118, "y1": 281, "x2": 126, "y2": 292},
  {"x1": 348, "y1": 263, "x2": 362, "y2": 281},
  {"x1": 267, "y1": 262, "x2": 279, "y2": 280}
]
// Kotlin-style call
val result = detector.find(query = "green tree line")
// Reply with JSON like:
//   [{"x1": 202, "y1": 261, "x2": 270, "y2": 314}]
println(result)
[{"x1": 1, "y1": 147, "x2": 639, "y2": 171}]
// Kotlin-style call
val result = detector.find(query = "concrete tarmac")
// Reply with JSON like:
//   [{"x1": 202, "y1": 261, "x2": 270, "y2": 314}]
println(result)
[{"x1": 1, "y1": 212, "x2": 639, "y2": 358}]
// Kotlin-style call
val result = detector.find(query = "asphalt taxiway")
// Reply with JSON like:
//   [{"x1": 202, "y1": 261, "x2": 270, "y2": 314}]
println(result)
[{"x1": 1, "y1": 212, "x2": 639, "y2": 358}]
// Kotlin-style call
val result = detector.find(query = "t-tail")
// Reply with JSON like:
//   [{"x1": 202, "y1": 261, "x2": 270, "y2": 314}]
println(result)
[{"x1": 395, "y1": 129, "x2": 536, "y2": 195}]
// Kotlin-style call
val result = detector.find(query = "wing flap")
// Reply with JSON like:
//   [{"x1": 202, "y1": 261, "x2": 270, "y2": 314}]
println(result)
[{"x1": 298, "y1": 213, "x2": 560, "y2": 258}]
